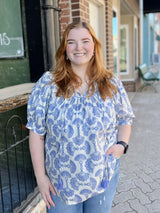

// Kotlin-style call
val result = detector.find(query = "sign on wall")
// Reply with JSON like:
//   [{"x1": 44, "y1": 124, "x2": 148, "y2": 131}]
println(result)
[{"x1": 0, "y1": 0, "x2": 24, "y2": 58}]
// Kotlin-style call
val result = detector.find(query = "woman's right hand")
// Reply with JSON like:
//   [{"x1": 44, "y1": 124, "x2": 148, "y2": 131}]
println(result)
[{"x1": 36, "y1": 174, "x2": 57, "y2": 209}]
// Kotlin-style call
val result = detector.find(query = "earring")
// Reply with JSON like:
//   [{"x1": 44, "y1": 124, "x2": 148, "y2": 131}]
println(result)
[
  {"x1": 66, "y1": 55, "x2": 69, "y2": 60},
  {"x1": 93, "y1": 52, "x2": 95, "y2": 56}
]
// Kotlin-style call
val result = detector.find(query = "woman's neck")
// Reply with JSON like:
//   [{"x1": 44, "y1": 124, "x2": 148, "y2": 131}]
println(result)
[{"x1": 71, "y1": 64, "x2": 88, "y2": 82}]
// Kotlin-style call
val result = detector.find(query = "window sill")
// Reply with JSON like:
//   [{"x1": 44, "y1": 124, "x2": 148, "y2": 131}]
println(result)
[{"x1": 0, "y1": 83, "x2": 35, "y2": 112}]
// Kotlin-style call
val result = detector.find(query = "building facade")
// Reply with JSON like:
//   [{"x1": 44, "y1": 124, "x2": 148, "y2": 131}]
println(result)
[{"x1": 143, "y1": 13, "x2": 160, "y2": 67}]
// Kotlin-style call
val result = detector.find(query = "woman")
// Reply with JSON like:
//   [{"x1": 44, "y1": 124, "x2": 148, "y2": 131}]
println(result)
[{"x1": 26, "y1": 21, "x2": 135, "y2": 213}]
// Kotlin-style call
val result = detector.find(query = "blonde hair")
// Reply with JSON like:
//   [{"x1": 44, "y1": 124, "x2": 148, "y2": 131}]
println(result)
[{"x1": 50, "y1": 21, "x2": 117, "y2": 100}]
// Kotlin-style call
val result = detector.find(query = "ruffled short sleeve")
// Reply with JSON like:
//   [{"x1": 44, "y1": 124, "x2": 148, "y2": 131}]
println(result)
[
  {"x1": 26, "y1": 71, "x2": 53, "y2": 135},
  {"x1": 112, "y1": 76, "x2": 135, "y2": 126}
]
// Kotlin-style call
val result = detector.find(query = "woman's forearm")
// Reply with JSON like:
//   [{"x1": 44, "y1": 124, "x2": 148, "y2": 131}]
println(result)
[
  {"x1": 29, "y1": 131, "x2": 56, "y2": 208},
  {"x1": 117, "y1": 124, "x2": 131, "y2": 144},
  {"x1": 107, "y1": 124, "x2": 131, "y2": 158},
  {"x1": 29, "y1": 130, "x2": 46, "y2": 179}
]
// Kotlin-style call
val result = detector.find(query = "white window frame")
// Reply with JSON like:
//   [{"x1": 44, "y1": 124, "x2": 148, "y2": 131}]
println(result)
[
  {"x1": 134, "y1": 25, "x2": 139, "y2": 68},
  {"x1": 120, "y1": 24, "x2": 129, "y2": 75},
  {"x1": 89, "y1": 0, "x2": 106, "y2": 64}
]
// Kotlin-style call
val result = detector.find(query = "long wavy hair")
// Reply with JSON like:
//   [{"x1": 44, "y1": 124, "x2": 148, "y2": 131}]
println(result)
[{"x1": 50, "y1": 21, "x2": 117, "y2": 100}]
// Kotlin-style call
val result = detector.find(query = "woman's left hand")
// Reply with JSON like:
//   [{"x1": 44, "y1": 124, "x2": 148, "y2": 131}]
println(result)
[{"x1": 106, "y1": 144, "x2": 125, "y2": 159}]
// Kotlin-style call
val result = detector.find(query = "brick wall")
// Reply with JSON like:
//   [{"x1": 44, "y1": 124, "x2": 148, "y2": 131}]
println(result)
[
  {"x1": 59, "y1": 0, "x2": 71, "y2": 36},
  {"x1": 59, "y1": 0, "x2": 89, "y2": 35},
  {"x1": 71, "y1": 0, "x2": 89, "y2": 22},
  {"x1": 123, "y1": 81, "x2": 136, "y2": 92},
  {"x1": 105, "y1": 0, "x2": 114, "y2": 71}
]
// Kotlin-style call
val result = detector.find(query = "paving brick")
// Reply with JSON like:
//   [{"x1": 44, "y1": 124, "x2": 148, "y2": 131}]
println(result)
[
  {"x1": 130, "y1": 188, "x2": 151, "y2": 205},
  {"x1": 149, "y1": 170, "x2": 160, "y2": 180},
  {"x1": 111, "y1": 202, "x2": 132, "y2": 213},
  {"x1": 119, "y1": 170, "x2": 137, "y2": 181},
  {"x1": 133, "y1": 178, "x2": 153, "y2": 193},
  {"x1": 146, "y1": 188, "x2": 160, "y2": 201},
  {"x1": 117, "y1": 179, "x2": 137, "y2": 193},
  {"x1": 128, "y1": 199, "x2": 149, "y2": 213},
  {"x1": 146, "y1": 200, "x2": 160, "y2": 213},
  {"x1": 147, "y1": 181, "x2": 160, "y2": 190},
  {"x1": 113, "y1": 191, "x2": 133, "y2": 204},
  {"x1": 135, "y1": 171, "x2": 154, "y2": 183}
]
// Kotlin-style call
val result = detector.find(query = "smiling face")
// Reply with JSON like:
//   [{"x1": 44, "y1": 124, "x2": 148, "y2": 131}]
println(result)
[{"x1": 66, "y1": 27, "x2": 95, "y2": 72}]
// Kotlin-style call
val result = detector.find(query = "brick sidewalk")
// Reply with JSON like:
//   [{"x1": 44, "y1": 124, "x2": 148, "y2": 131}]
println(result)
[{"x1": 111, "y1": 84, "x2": 160, "y2": 213}]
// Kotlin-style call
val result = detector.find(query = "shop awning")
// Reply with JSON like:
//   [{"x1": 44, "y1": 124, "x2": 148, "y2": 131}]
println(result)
[{"x1": 144, "y1": 0, "x2": 160, "y2": 14}]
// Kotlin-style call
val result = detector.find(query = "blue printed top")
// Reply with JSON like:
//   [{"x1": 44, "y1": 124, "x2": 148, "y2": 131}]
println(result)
[{"x1": 26, "y1": 71, "x2": 135, "y2": 205}]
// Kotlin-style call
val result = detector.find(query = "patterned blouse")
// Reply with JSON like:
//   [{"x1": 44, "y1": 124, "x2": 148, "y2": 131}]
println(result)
[{"x1": 26, "y1": 71, "x2": 135, "y2": 205}]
